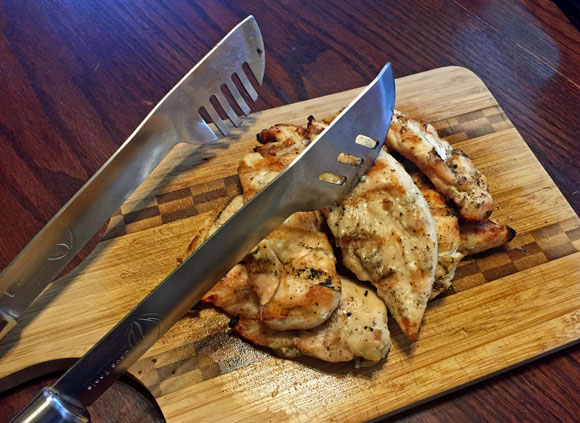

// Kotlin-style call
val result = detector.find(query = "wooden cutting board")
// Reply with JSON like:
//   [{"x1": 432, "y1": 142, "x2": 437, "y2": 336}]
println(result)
[{"x1": 1, "y1": 66, "x2": 579, "y2": 422}]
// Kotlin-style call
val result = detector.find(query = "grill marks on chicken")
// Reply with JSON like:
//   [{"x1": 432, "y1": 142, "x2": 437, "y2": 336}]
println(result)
[
  {"x1": 325, "y1": 150, "x2": 438, "y2": 341},
  {"x1": 407, "y1": 169, "x2": 515, "y2": 298},
  {"x1": 237, "y1": 121, "x2": 341, "y2": 330},
  {"x1": 386, "y1": 110, "x2": 494, "y2": 221},
  {"x1": 389, "y1": 114, "x2": 516, "y2": 297},
  {"x1": 246, "y1": 211, "x2": 341, "y2": 330},
  {"x1": 198, "y1": 197, "x2": 391, "y2": 363},
  {"x1": 203, "y1": 271, "x2": 391, "y2": 363},
  {"x1": 182, "y1": 111, "x2": 516, "y2": 362}
]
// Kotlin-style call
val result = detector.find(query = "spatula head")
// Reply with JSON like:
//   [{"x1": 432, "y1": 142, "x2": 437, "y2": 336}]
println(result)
[
  {"x1": 283, "y1": 63, "x2": 396, "y2": 211},
  {"x1": 152, "y1": 16, "x2": 265, "y2": 143}
]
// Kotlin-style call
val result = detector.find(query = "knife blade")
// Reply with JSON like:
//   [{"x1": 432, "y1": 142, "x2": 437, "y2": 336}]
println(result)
[{"x1": 10, "y1": 62, "x2": 395, "y2": 423}]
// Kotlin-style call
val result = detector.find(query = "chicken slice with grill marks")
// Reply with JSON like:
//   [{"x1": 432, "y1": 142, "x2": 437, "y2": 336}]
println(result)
[
  {"x1": 407, "y1": 170, "x2": 463, "y2": 299},
  {"x1": 386, "y1": 110, "x2": 494, "y2": 221},
  {"x1": 235, "y1": 121, "x2": 341, "y2": 331},
  {"x1": 408, "y1": 169, "x2": 516, "y2": 298},
  {"x1": 190, "y1": 196, "x2": 391, "y2": 363},
  {"x1": 325, "y1": 149, "x2": 438, "y2": 342},
  {"x1": 203, "y1": 268, "x2": 391, "y2": 363}
]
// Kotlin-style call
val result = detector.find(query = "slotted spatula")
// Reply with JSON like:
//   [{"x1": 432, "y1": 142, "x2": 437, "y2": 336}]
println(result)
[
  {"x1": 11, "y1": 62, "x2": 395, "y2": 423},
  {"x1": 0, "y1": 16, "x2": 265, "y2": 341}
]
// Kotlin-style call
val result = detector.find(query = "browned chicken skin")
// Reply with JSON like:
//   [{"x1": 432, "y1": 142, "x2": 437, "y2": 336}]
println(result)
[
  {"x1": 386, "y1": 110, "x2": 494, "y2": 221},
  {"x1": 459, "y1": 219, "x2": 516, "y2": 256}
]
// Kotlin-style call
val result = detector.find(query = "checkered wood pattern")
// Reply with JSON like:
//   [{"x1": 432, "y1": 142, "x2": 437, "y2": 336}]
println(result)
[
  {"x1": 132, "y1": 331, "x2": 272, "y2": 398},
  {"x1": 444, "y1": 216, "x2": 580, "y2": 297},
  {"x1": 120, "y1": 105, "x2": 580, "y2": 391},
  {"x1": 101, "y1": 175, "x2": 242, "y2": 241},
  {"x1": 102, "y1": 105, "x2": 513, "y2": 240}
]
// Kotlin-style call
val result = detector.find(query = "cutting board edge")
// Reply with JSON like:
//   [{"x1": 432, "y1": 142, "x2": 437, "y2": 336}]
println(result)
[
  {"x1": 1, "y1": 66, "x2": 579, "y2": 423},
  {"x1": 370, "y1": 338, "x2": 580, "y2": 423}
]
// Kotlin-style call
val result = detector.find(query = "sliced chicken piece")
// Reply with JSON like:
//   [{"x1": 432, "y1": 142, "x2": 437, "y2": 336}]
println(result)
[
  {"x1": 386, "y1": 110, "x2": 494, "y2": 221},
  {"x1": 203, "y1": 272, "x2": 391, "y2": 363},
  {"x1": 325, "y1": 149, "x2": 438, "y2": 341},
  {"x1": 235, "y1": 122, "x2": 341, "y2": 330},
  {"x1": 409, "y1": 169, "x2": 515, "y2": 298},
  {"x1": 241, "y1": 124, "x2": 310, "y2": 201},
  {"x1": 408, "y1": 170, "x2": 463, "y2": 299},
  {"x1": 407, "y1": 167, "x2": 516, "y2": 298},
  {"x1": 187, "y1": 196, "x2": 390, "y2": 363},
  {"x1": 245, "y1": 211, "x2": 341, "y2": 330},
  {"x1": 305, "y1": 114, "x2": 329, "y2": 138},
  {"x1": 459, "y1": 219, "x2": 516, "y2": 256},
  {"x1": 180, "y1": 195, "x2": 340, "y2": 331}
]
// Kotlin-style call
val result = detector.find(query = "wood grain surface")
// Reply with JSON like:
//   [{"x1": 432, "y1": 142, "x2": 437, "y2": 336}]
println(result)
[{"x1": 1, "y1": 0, "x2": 579, "y2": 422}]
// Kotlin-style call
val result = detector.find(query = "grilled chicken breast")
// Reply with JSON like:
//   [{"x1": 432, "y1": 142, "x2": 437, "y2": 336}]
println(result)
[
  {"x1": 245, "y1": 211, "x2": 341, "y2": 330},
  {"x1": 191, "y1": 196, "x2": 390, "y2": 363},
  {"x1": 203, "y1": 269, "x2": 391, "y2": 363},
  {"x1": 408, "y1": 170, "x2": 463, "y2": 299},
  {"x1": 459, "y1": 219, "x2": 516, "y2": 256},
  {"x1": 236, "y1": 122, "x2": 342, "y2": 330},
  {"x1": 325, "y1": 149, "x2": 438, "y2": 341},
  {"x1": 407, "y1": 169, "x2": 515, "y2": 298},
  {"x1": 386, "y1": 110, "x2": 493, "y2": 221}
]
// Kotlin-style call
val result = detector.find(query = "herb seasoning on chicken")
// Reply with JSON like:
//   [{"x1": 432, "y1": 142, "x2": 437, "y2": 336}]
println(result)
[
  {"x1": 325, "y1": 149, "x2": 438, "y2": 342},
  {"x1": 195, "y1": 197, "x2": 390, "y2": 363},
  {"x1": 386, "y1": 110, "x2": 494, "y2": 221}
]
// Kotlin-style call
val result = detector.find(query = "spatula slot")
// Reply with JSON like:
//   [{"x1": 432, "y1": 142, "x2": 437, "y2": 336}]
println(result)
[
  {"x1": 212, "y1": 93, "x2": 242, "y2": 128},
  {"x1": 337, "y1": 153, "x2": 363, "y2": 167},
  {"x1": 355, "y1": 134, "x2": 378, "y2": 149},
  {"x1": 235, "y1": 64, "x2": 259, "y2": 101},
  {"x1": 198, "y1": 106, "x2": 223, "y2": 137},
  {"x1": 209, "y1": 95, "x2": 229, "y2": 121},
  {"x1": 225, "y1": 78, "x2": 251, "y2": 116},
  {"x1": 319, "y1": 172, "x2": 347, "y2": 185},
  {"x1": 198, "y1": 106, "x2": 213, "y2": 127},
  {"x1": 221, "y1": 83, "x2": 247, "y2": 117}
]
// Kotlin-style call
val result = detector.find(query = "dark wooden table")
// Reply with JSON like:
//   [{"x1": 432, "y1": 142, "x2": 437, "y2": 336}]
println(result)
[{"x1": 1, "y1": 0, "x2": 579, "y2": 421}]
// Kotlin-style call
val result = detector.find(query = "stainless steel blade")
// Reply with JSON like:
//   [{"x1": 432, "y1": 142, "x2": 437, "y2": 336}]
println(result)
[
  {"x1": 0, "y1": 16, "x2": 265, "y2": 341},
  {"x1": 10, "y1": 62, "x2": 395, "y2": 423}
]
